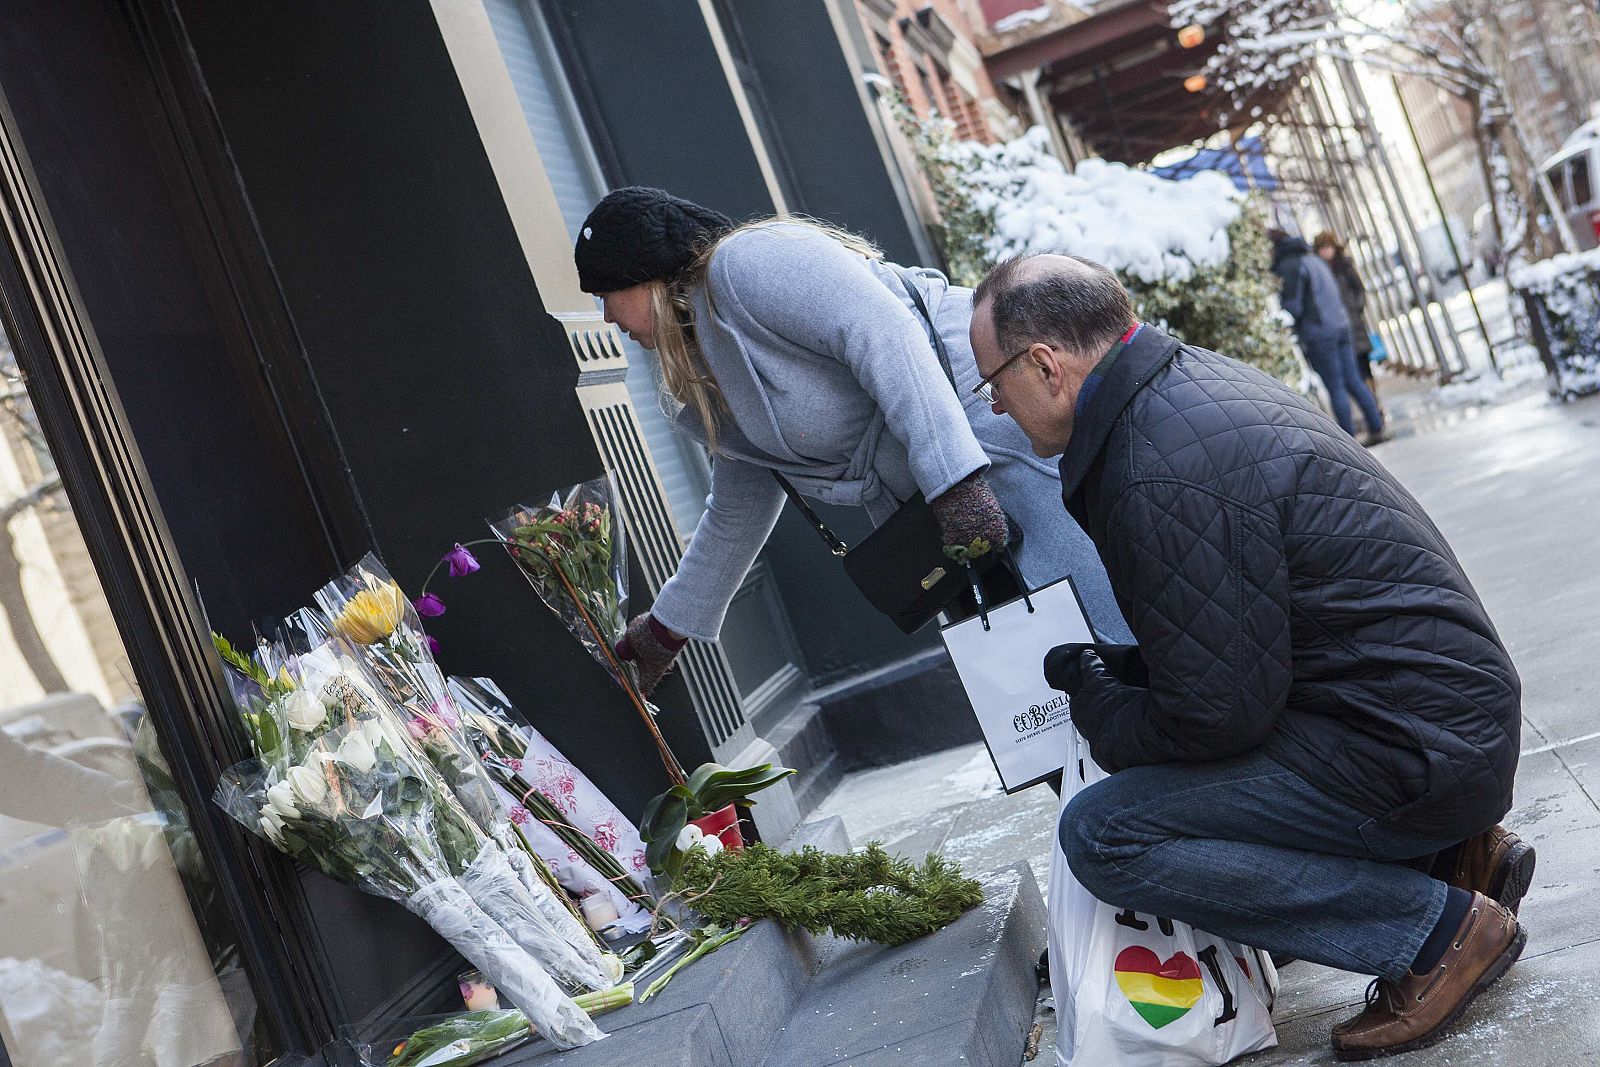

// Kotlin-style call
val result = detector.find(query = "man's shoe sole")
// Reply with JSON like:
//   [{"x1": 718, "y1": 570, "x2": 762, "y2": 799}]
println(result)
[
  {"x1": 1489, "y1": 841, "x2": 1537, "y2": 915},
  {"x1": 1332, "y1": 923, "x2": 1527, "y2": 1062}
]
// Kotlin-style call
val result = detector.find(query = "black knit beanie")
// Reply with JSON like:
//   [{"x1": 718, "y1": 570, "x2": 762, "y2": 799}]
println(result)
[{"x1": 574, "y1": 187, "x2": 735, "y2": 294}]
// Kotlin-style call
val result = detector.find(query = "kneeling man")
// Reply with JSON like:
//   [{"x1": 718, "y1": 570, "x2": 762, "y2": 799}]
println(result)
[{"x1": 970, "y1": 254, "x2": 1530, "y2": 1060}]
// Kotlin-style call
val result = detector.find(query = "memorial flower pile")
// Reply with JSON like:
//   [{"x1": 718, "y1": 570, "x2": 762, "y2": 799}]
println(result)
[{"x1": 210, "y1": 559, "x2": 630, "y2": 1049}]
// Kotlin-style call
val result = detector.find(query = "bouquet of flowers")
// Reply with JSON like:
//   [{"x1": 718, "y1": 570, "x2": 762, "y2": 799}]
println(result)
[
  {"x1": 212, "y1": 639, "x2": 609, "y2": 1048},
  {"x1": 487, "y1": 476, "x2": 686, "y2": 784},
  {"x1": 309, "y1": 557, "x2": 611, "y2": 976},
  {"x1": 449, "y1": 676, "x2": 656, "y2": 935}
]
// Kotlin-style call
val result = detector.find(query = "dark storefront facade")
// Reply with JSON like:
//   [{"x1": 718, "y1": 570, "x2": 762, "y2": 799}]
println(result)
[{"x1": 0, "y1": 1, "x2": 951, "y2": 1062}]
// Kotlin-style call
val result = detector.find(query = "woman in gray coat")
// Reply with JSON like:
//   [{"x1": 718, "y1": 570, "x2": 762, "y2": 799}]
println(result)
[{"x1": 574, "y1": 188, "x2": 1129, "y2": 690}]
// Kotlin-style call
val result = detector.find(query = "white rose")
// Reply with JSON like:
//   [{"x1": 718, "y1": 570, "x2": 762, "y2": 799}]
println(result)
[
  {"x1": 260, "y1": 811, "x2": 286, "y2": 844},
  {"x1": 360, "y1": 717, "x2": 400, "y2": 757},
  {"x1": 336, "y1": 731, "x2": 377, "y2": 774},
  {"x1": 280, "y1": 694, "x2": 323, "y2": 735},
  {"x1": 675, "y1": 824, "x2": 704, "y2": 851},
  {"x1": 286, "y1": 765, "x2": 328, "y2": 807},
  {"x1": 282, "y1": 689, "x2": 326, "y2": 733},
  {"x1": 700, "y1": 835, "x2": 723, "y2": 857},
  {"x1": 265, "y1": 781, "x2": 300, "y2": 820}
]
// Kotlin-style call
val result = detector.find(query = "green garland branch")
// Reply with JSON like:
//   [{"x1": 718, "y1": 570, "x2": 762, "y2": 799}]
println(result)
[{"x1": 675, "y1": 843, "x2": 984, "y2": 946}]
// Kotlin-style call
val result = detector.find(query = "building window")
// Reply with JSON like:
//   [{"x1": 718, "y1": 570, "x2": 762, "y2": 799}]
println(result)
[
  {"x1": 875, "y1": 32, "x2": 907, "y2": 99},
  {"x1": 1570, "y1": 153, "x2": 1593, "y2": 208},
  {"x1": 0, "y1": 323, "x2": 273, "y2": 1066}
]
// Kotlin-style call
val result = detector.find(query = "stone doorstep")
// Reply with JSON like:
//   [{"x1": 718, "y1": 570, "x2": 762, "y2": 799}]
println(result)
[
  {"x1": 763, "y1": 863, "x2": 1046, "y2": 1067},
  {"x1": 511, "y1": 822, "x2": 1045, "y2": 1066}
]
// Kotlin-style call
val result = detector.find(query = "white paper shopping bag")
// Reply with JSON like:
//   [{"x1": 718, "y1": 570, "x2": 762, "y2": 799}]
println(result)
[{"x1": 939, "y1": 577, "x2": 1095, "y2": 792}]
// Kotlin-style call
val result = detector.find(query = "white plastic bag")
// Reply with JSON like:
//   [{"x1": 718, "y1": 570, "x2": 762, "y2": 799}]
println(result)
[
  {"x1": 405, "y1": 878, "x2": 603, "y2": 1050},
  {"x1": 1049, "y1": 731, "x2": 1279, "y2": 1066}
]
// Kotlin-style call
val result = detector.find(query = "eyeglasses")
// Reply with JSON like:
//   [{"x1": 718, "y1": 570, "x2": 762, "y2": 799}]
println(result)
[{"x1": 972, "y1": 345, "x2": 1040, "y2": 404}]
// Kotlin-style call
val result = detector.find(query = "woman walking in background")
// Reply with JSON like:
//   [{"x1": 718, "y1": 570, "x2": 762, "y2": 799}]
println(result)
[
  {"x1": 1314, "y1": 230, "x2": 1383, "y2": 414},
  {"x1": 572, "y1": 187, "x2": 1130, "y2": 692}
]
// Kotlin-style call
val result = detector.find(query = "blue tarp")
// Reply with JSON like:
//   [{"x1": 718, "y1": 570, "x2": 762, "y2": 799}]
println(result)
[{"x1": 1151, "y1": 136, "x2": 1279, "y2": 191}]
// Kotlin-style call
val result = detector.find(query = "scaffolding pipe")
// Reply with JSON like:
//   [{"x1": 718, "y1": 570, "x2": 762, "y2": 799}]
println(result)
[
  {"x1": 1391, "y1": 73, "x2": 1500, "y2": 375},
  {"x1": 1330, "y1": 57, "x2": 1468, "y2": 383}
]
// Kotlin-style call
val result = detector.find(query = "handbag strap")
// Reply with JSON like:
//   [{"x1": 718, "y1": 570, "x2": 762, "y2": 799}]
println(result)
[
  {"x1": 773, "y1": 471, "x2": 848, "y2": 556},
  {"x1": 774, "y1": 267, "x2": 959, "y2": 557},
  {"x1": 895, "y1": 267, "x2": 960, "y2": 393}
]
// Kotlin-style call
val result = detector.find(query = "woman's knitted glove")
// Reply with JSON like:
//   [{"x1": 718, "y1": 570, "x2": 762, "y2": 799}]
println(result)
[
  {"x1": 930, "y1": 473, "x2": 1009, "y2": 564},
  {"x1": 615, "y1": 613, "x2": 687, "y2": 696}
]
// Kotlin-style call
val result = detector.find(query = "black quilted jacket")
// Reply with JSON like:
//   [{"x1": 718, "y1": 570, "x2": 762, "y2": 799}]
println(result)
[{"x1": 1054, "y1": 326, "x2": 1519, "y2": 840}]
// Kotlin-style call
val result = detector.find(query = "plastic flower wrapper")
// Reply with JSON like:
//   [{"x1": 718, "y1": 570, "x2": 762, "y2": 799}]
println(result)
[
  {"x1": 450, "y1": 676, "x2": 656, "y2": 932},
  {"x1": 488, "y1": 475, "x2": 686, "y2": 783},
  {"x1": 309, "y1": 556, "x2": 612, "y2": 970},
  {"x1": 277, "y1": 649, "x2": 616, "y2": 993},
  {"x1": 214, "y1": 712, "x2": 605, "y2": 1050}
]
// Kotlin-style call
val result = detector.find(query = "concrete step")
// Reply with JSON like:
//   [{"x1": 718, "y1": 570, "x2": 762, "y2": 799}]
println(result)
[
  {"x1": 512, "y1": 824, "x2": 1043, "y2": 1067},
  {"x1": 766, "y1": 701, "x2": 845, "y2": 817},
  {"x1": 762, "y1": 864, "x2": 1045, "y2": 1067}
]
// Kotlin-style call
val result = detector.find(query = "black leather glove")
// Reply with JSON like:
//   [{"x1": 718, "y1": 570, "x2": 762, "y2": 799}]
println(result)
[
  {"x1": 1050, "y1": 649, "x2": 1104, "y2": 698},
  {"x1": 615, "y1": 613, "x2": 686, "y2": 697},
  {"x1": 1044, "y1": 643, "x2": 1147, "y2": 693},
  {"x1": 929, "y1": 472, "x2": 1009, "y2": 564}
]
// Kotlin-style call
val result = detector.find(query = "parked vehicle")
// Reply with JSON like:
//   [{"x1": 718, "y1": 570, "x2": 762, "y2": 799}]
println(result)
[{"x1": 1540, "y1": 118, "x2": 1600, "y2": 251}]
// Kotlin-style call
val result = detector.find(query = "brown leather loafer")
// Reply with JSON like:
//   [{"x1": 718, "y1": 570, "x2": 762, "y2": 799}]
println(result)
[
  {"x1": 1331, "y1": 893, "x2": 1525, "y2": 1061},
  {"x1": 1446, "y1": 825, "x2": 1536, "y2": 914}
]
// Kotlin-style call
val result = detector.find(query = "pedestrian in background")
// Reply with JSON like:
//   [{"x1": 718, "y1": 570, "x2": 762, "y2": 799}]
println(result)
[
  {"x1": 1315, "y1": 229, "x2": 1383, "y2": 414},
  {"x1": 572, "y1": 188, "x2": 1130, "y2": 694},
  {"x1": 1269, "y1": 228, "x2": 1387, "y2": 445}
]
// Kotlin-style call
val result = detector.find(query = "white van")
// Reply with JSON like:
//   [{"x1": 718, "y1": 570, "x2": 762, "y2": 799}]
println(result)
[{"x1": 1540, "y1": 118, "x2": 1600, "y2": 251}]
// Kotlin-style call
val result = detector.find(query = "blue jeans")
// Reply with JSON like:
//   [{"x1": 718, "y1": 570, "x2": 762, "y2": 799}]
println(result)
[
  {"x1": 1060, "y1": 751, "x2": 1449, "y2": 982},
  {"x1": 1302, "y1": 326, "x2": 1384, "y2": 436}
]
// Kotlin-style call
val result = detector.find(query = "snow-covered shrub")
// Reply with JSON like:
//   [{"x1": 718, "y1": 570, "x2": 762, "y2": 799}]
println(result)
[
  {"x1": 960, "y1": 128, "x2": 1239, "y2": 284},
  {"x1": 906, "y1": 121, "x2": 1299, "y2": 384},
  {"x1": 1509, "y1": 248, "x2": 1600, "y2": 398}
]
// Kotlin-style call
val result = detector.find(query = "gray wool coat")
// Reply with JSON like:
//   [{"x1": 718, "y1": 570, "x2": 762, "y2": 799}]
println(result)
[{"x1": 649, "y1": 223, "x2": 1131, "y2": 645}]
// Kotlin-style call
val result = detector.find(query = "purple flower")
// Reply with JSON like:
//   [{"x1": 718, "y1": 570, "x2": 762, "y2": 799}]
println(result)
[
  {"x1": 425, "y1": 634, "x2": 442, "y2": 657},
  {"x1": 414, "y1": 593, "x2": 446, "y2": 618},
  {"x1": 444, "y1": 543, "x2": 481, "y2": 578}
]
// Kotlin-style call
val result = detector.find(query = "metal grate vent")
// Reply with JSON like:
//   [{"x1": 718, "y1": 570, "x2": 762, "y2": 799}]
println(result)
[{"x1": 568, "y1": 325, "x2": 751, "y2": 757}]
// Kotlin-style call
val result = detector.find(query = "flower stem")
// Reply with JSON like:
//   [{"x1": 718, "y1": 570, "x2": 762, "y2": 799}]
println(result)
[
  {"x1": 546, "y1": 556, "x2": 687, "y2": 785},
  {"x1": 638, "y1": 924, "x2": 749, "y2": 1002},
  {"x1": 417, "y1": 538, "x2": 504, "y2": 597}
]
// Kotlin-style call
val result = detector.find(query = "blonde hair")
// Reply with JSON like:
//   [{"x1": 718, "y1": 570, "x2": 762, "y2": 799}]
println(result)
[{"x1": 649, "y1": 217, "x2": 881, "y2": 452}]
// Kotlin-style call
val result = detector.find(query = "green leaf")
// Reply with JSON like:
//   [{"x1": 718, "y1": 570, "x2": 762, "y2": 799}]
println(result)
[
  {"x1": 642, "y1": 793, "x2": 688, "y2": 872},
  {"x1": 696, "y1": 766, "x2": 795, "y2": 813},
  {"x1": 685, "y1": 762, "x2": 731, "y2": 795},
  {"x1": 255, "y1": 708, "x2": 283, "y2": 760},
  {"x1": 212, "y1": 632, "x2": 269, "y2": 688}
]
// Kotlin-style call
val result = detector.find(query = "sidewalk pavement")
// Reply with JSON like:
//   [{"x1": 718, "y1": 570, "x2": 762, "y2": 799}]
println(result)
[{"x1": 813, "y1": 372, "x2": 1600, "y2": 1065}]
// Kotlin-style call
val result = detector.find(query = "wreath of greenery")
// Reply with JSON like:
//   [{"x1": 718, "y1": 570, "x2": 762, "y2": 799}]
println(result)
[{"x1": 676, "y1": 842, "x2": 984, "y2": 946}]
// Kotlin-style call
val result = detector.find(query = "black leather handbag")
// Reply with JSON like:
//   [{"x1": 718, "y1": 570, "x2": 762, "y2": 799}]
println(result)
[{"x1": 773, "y1": 274, "x2": 1029, "y2": 635}]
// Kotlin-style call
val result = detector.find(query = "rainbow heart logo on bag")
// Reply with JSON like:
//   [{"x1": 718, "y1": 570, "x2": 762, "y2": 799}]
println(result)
[{"x1": 1113, "y1": 946, "x2": 1204, "y2": 1029}]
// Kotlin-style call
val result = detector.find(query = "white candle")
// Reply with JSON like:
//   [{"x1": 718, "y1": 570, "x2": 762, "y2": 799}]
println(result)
[{"x1": 580, "y1": 894, "x2": 621, "y2": 931}]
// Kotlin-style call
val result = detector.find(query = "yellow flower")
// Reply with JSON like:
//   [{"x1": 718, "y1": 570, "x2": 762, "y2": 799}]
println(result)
[{"x1": 332, "y1": 578, "x2": 407, "y2": 644}]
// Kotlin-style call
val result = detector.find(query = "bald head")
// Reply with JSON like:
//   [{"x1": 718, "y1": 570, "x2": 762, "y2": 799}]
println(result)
[{"x1": 972, "y1": 253, "x2": 1136, "y2": 363}]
